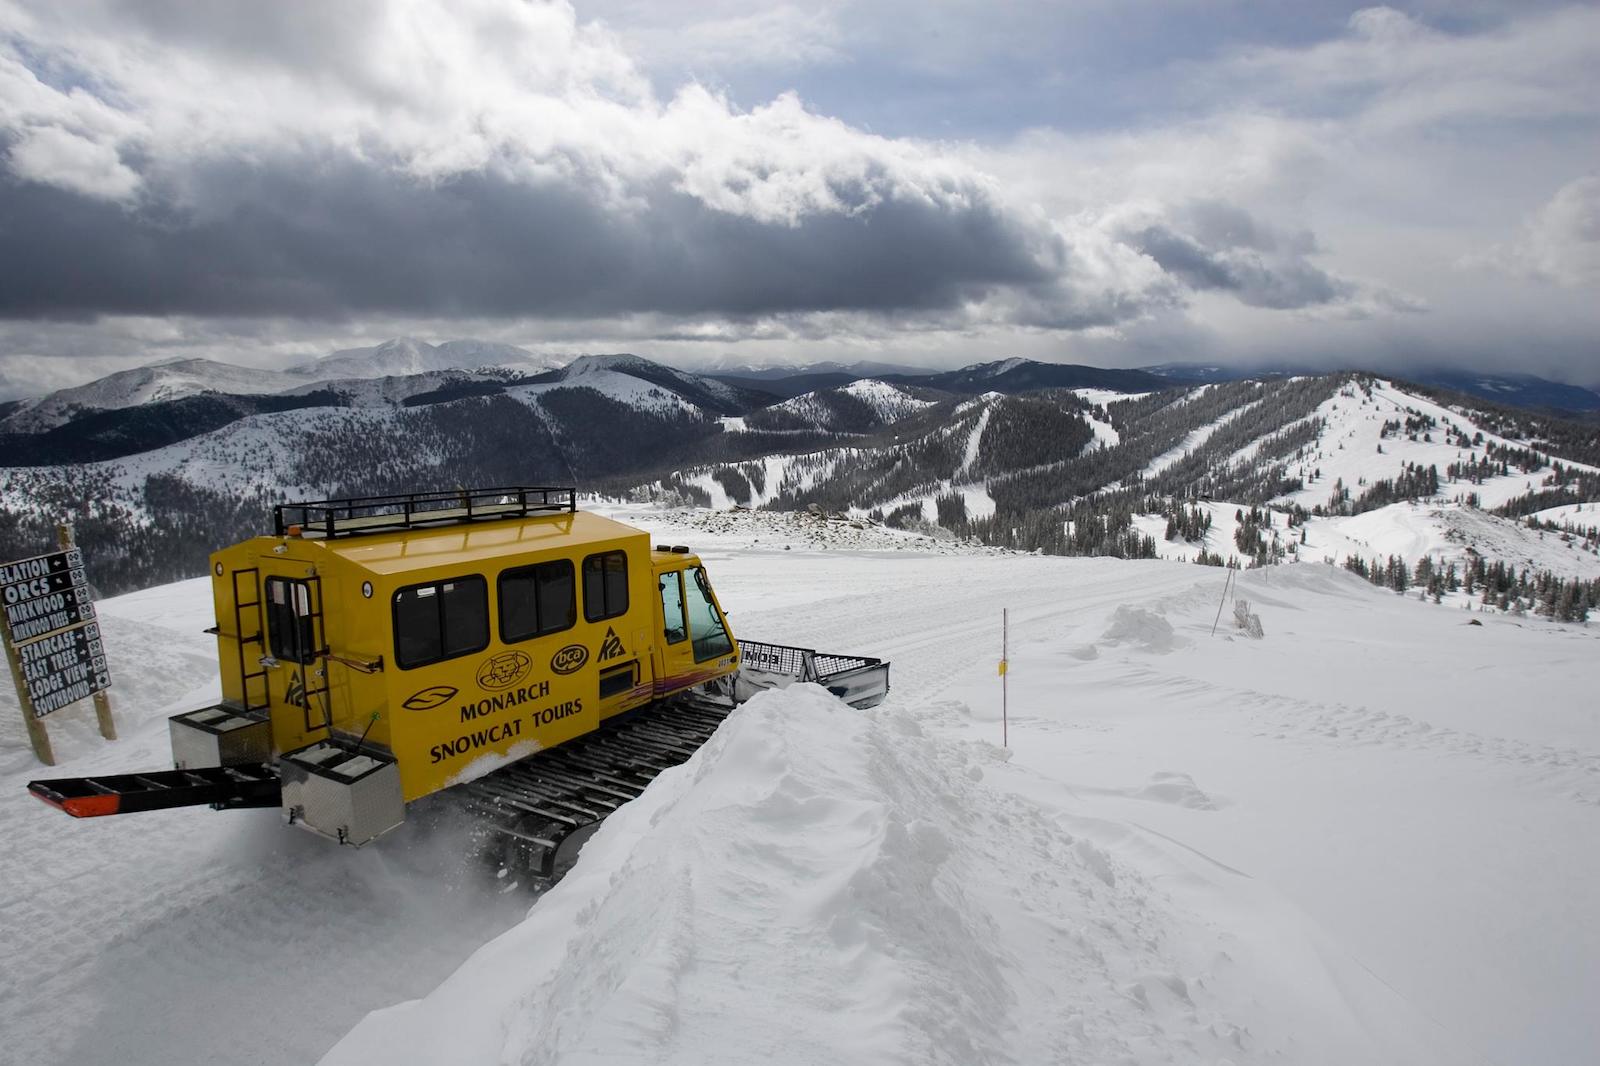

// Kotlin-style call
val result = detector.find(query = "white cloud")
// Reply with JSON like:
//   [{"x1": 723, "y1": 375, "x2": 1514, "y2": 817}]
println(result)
[
  {"x1": 1209, "y1": 5, "x2": 1600, "y2": 131},
  {"x1": 0, "y1": 0, "x2": 1593, "y2": 387},
  {"x1": 6, "y1": 124, "x2": 140, "y2": 199},
  {"x1": 1475, "y1": 174, "x2": 1600, "y2": 287}
]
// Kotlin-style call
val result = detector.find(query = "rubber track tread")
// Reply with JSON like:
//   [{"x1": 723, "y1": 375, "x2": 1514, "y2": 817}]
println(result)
[{"x1": 462, "y1": 696, "x2": 735, "y2": 879}]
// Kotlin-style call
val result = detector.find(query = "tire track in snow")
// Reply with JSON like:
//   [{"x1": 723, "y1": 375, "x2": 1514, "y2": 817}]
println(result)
[{"x1": 1103, "y1": 659, "x2": 1600, "y2": 808}]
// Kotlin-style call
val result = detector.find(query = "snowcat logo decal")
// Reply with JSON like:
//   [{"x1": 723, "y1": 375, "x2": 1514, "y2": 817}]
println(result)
[
  {"x1": 598, "y1": 627, "x2": 626, "y2": 661},
  {"x1": 285, "y1": 670, "x2": 308, "y2": 709},
  {"x1": 551, "y1": 644, "x2": 588, "y2": 675},
  {"x1": 476, "y1": 651, "x2": 533, "y2": 691},
  {"x1": 403, "y1": 686, "x2": 458, "y2": 711}
]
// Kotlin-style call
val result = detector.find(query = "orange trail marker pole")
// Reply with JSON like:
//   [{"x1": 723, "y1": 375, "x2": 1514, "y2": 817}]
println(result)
[{"x1": 999, "y1": 608, "x2": 1008, "y2": 748}]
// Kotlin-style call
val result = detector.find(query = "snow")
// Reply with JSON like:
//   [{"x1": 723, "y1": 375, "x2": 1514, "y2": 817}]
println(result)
[
  {"x1": 1, "y1": 339, "x2": 563, "y2": 435},
  {"x1": 509, "y1": 369, "x2": 706, "y2": 419},
  {"x1": 3, "y1": 504, "x2": 1598, "y2": 1066},
  {"x1": 293, "y1": 338, "x2": 556, "y2": 381},
  {"x1": 1531, "y1": 502, "x2": 1600, "y2": 531},
  {"x1": 957, "y1": 402, "x2": 991, "y2": 476},
  {"x1": 768, "y1": 379, "x2": 931, "y2": 430},
  {"x1": 1070, "y1": 387, "x2": 1144, "y2": 407},
  {"x1": 1304, "y1": 501, "x2": 1600, "y2": 577},
  {"x1": 957, "y1": 482, "x2": 996, "y2": 521},
  {"x1": 1140, "y1": 398, "x2": 1262, "y2": 480},
  {"x1": 1066, "y1": 389, "x2": 1124, "y2": 451},
  {"x1": 1277, "y1": 380, "x2": 1600, "y2": 513},
  {"x1": 562, "y1": 355, "x2": 738, "y2": 406},
  {"x1": 1084, "y1": 409, "x2": 1120, "y2": 449},
  {"x1": 1134, "y1": 500, "x2": 1270, "y2": 564},
  {"x1": 840, "y1": 377, "x2": 935, "y2": 421},
  {"x1": 0, "y1": 359, "x2": 294, "y2": 433}
]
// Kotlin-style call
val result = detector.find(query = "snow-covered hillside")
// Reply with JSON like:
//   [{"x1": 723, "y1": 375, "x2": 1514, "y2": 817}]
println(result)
[
  {"x1": 759, "y1": 378, "x2": 936, "y2": 432},
  {"x1": 0, "y1": 338, "x2": 563, "y2": 436},
  {"x1": 3, "y1": 503, "x2": 1596, "y2": 1066},
  {"x1": 0, "y1": 369, "x2": 720, "y2": 525},
  {"x1": 291, "y1": 337, "x2": 558, "y2": 380},
  {"x1": 1276, "y1": 378, "x2": 1600, "y2": 513},
  {"x1": 0, "y1": 359, "x2": 294, "y2": 433}
]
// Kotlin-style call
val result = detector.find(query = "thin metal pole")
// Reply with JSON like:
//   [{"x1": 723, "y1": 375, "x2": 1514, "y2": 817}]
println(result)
[
  {"x1": 1001, "y1": 608, "x2": 1008, "y2": 748},
  {"x1": 1210, "y1": 562, "x2": 1236, "y2": 636}
]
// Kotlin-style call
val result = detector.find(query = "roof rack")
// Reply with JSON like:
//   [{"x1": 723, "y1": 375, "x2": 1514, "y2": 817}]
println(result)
[{"x1": 274, "y1": 486, "x2": 577, "y2": 540}]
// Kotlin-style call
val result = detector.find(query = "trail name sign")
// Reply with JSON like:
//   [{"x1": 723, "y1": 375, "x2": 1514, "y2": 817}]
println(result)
[{"x1": 2, "y1": 533, "x2": 117, "y2": 765}]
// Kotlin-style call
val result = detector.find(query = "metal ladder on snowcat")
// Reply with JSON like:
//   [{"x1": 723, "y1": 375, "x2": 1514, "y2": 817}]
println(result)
[
  {"x1": 231, "y1": 567, "x2": 271, "y2": 716},
  {"x1": 297, "y1": 574, "x2": 334, "y2": 736}
]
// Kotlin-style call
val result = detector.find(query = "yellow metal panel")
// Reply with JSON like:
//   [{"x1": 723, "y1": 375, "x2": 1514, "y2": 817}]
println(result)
[
  {"x1": 322, "y1": 511, "x2": 642, "y2": 576},
  {"x1": 205, "y1": 510, "x2": 743, "y2": 806},
  {"x1": 377, "y1": 523, "x2": 653, "y2": 801}
]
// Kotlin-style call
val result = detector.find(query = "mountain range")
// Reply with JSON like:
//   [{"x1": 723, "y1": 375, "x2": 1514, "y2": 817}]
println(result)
[{"x1": 3, "y1": 338, "x2": 1598, "y2": 597}]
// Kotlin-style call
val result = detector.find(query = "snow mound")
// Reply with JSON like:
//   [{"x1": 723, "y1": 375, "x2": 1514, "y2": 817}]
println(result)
[
  {"x1": 1133, "y1": 771, "x2": 1221, "y2": 810},
  {"x1": 1100, "y1": 605, "x2": 1181, "y2": 653},
  {"x1": 325, "y1": 685, "x2": 1268, "y2": 1065}
]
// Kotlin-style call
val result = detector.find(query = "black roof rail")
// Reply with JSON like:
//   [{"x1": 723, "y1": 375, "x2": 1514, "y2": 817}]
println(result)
[{"x1": 274, "y1": 486, "x2": 578, "y2": 540}]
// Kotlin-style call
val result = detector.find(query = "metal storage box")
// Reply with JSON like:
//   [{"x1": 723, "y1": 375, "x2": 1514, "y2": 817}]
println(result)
[
  {"x1": 169, "y1": 705, "x2": 273, "y2": 769},
  {"x1": 279, "y1": 742, "x2": 404, "y2": 846}
]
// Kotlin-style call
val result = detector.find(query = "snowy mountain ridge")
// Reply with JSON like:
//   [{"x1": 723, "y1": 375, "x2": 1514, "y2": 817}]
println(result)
[
  {"x1": 1, "y1": 358, "x2": 296, "y2": 434},
  {"x1": 289, "y1": 337, "x2": 561, "y2": 380},
  {"x1": 4, "y1": 362, "x2": 1598, "y2": 601}
]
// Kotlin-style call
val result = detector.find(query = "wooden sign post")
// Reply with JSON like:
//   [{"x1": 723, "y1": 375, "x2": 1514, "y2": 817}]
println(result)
[{"x1": 1, "y1": 525, "x2": 117, "y2": 765}]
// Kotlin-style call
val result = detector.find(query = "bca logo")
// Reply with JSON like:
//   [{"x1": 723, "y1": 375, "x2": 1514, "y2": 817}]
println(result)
[
  {"x1": 551, "y1": 644, "x2": 588, "y2": 675},
  {"x1": 403, "y1": 686, "x2": 458, "y2": 711},
  {"x1": 477, "y1": 651, "x2": 533, "y2": 691}
]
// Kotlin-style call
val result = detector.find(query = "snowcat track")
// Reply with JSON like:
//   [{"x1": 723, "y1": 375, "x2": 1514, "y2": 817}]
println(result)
[{"x1": 461, "y1": 696, "x2": 733, "y2": 880}]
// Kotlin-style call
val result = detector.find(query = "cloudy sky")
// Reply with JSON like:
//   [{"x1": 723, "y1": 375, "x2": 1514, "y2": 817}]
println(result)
[{"x1": 1, "y1": 0, "x2": 1596, "y2": 396}]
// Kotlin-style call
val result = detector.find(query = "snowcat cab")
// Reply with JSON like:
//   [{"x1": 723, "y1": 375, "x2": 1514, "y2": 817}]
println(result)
[{"x1": 28, "y1": 487, "x2": 888, "y2": 876}]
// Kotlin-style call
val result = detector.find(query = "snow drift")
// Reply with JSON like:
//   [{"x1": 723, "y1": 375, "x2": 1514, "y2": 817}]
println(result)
[{"x1": 326, "y1": 681, "x2": 1456, "y2": 1066}]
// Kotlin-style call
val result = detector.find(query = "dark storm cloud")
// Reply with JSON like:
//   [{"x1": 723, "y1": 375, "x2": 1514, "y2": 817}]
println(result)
[
  {"x1": 1124, "y1": 202, "x2": 1353, "y2": 311},
  {"x1": 0, "y1": 154, "x2": 1058, "y2": 322}
]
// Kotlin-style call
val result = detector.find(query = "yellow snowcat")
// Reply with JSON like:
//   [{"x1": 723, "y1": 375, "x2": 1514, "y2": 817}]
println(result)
[{"x1": 27, "y1": 487, "x2": 889, "y2": 876}]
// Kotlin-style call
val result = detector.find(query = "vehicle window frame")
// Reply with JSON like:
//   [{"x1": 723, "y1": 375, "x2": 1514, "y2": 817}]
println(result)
[
  {"x1": 683, "y1": 565, "x2": 733, "y2": 663},
  {"x1": 392, "y1": 575, "x2": 490, "y2": 670},
  {"x1": 264, "y1": 576, "x2": 317, "y2": 665},
  {"x1": 659, "y1": 569, "x2": 687, "y2": 644},
  {"x1": 582, "y1": 550, "x2": 629, "y2": 623},
  {"x1": 498, "y1": 559, "x2": 577, "y2": 644}
]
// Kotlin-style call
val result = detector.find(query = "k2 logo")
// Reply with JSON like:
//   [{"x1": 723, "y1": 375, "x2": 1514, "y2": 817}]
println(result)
[
  {"x1": 285, "y1": 669, "x2": 309, "y2": 709},
  {"x1": 598, "y1": 627, "x2": 626, "y2": 661}
]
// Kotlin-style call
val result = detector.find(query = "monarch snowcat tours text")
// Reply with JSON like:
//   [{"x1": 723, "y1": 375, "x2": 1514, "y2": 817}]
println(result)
[{"x1": 26, "y1": 487, "x2": 889, "y2": 878}]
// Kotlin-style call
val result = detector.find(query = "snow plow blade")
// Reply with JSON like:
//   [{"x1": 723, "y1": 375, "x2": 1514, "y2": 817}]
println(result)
[
  {"x1": 28, "y1": 764, "x2": 281, "y2": 818},
  {"x1": 730, "y1": 639, "x2": 890, "y2": 709}
]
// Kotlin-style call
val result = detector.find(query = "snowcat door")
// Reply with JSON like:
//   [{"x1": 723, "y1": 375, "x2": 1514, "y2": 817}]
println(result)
[
  {"x1": 652, "y1": 564, "x2": 737, "y2": 698},
  {"x1": 256, "y1": 564, "x2": 335, "y2": 755}
]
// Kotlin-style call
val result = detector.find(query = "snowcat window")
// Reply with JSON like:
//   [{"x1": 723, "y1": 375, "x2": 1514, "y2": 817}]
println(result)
[
  {"x1": 582, "y1": 551, "x2": 629, "y2": 623},
  {"x1": 393, "y1": 576, "x2": 488, "y2": 669},
  {"x1": 499, "y1": 560, "x2": 576, "y2": 643},
  {"x1": 265, "y1": 577, "x2": 316, "y2": 664},
  {"x1": 683, "y1": 566, "x2": 732, "y2": 662},
  {"x1": 659, "y1": 571, "x2": 687, "y2": 644}
]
